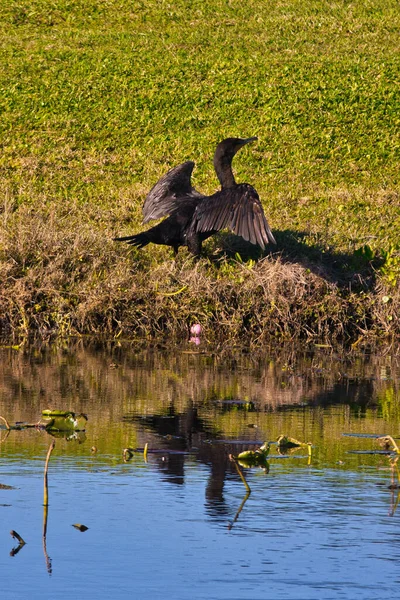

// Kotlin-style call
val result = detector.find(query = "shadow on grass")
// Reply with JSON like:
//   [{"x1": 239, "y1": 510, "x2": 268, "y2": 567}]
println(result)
[{"x1": 211, "y1": 230, "x2": 384, "y2": 291}]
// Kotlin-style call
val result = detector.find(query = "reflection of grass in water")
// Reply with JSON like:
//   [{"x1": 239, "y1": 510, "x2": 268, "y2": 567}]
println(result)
[
  {"x1": 0, "y1": 346, "x2": 398, "y2": 466},
  {"x1": 376, "y1": 386, "x2": 400, "y2": 421}
]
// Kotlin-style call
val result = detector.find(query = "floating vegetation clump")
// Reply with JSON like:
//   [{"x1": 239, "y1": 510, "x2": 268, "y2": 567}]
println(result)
[
  {"x1": 40, "y1": 410, "x2": 88, "y2": 433},
  {"x1": 0, "y1": 410, "x2": 87, "y2": 441},
  {"x1": 276, "y1": 435, "x2": 313, "y2": 456},
  {"x1": 237, "y1": 442, "x2": 270, "y2": 468}
]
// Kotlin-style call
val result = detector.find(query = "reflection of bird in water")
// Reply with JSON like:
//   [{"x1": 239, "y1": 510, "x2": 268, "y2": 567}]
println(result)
[{"x1": 114, "y1": 137, "x2": 276, "y2": 257}]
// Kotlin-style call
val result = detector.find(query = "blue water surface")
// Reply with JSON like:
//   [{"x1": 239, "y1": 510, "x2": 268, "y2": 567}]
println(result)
[{"x1": 0, "y1": 347, "x2": 399, "y2": 600}]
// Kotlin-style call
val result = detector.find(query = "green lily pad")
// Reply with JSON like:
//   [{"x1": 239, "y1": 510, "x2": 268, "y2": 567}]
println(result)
[
  {"x1": 41, "y1": 410, "x2": 87, "y2": 432},
  {"x1": 237, "y1": 442, "x2": 270, "y2": 467}
]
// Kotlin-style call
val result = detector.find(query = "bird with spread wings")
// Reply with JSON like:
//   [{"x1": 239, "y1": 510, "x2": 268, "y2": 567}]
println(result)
[{"x1": 115, "y1": 137, "x2": 276, "y2": 257}]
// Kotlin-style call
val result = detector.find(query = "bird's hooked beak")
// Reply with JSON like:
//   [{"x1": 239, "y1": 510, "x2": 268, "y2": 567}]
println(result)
[{"x1": 239, "y1": 136, "x2": 258, "y2": 147}]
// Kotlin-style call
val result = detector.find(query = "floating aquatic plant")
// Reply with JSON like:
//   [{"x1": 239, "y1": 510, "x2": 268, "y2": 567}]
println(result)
[
  {"x1": 276, "y1": 435, "x2": 313, "y2": 456},
  {"x1": 41, "y1": 410, "x2": 88, "y2": 432},
  {"x1": 236, "y1": 442, "x2": 270, "y2": 468},
  {"x1": 0, "y1": 410, "x2": 87, "y2": 434}
]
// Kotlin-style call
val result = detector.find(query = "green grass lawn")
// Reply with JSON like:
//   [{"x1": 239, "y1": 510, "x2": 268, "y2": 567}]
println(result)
[{"x1": 0, "y1": 0, "x2": 399, "y2": 346}]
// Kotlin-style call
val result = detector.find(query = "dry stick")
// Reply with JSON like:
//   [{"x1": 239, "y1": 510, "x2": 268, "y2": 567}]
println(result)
[
  {"x1": 378, "y1": 435, "x2": 400, "y2": 455},
  {"x1": 0, "y1": 415, "x2": 12, "y2": 446},
  {"x1": 389, "y1": 458, "x2": 400, "y2": 517},
  {"x1": 0, "y1": 429, "x2": 11, "y2": 444},
  {"x1": 0, "y1": 415, "x2": 11, "y2": 429},
  {"x1": 43, "y1": 441, "x2": 55, "y2": 576},
  {"x1": 228, "y1": 491, "x2": 251, "y2": 531},
  {"x1": 10, "y1": 530, "x2": 26, "y2": 545},
  {"x1": 43, "y1": 440, "x2": 56, "y2": 507},
  {"x1": 229, "y1": 454, "x2": 251, "y2": 493},
  {"x1": 389, "y1": 490, "x2": 400, "y2": 518},
  {"x1": 388, "y1": 436, "x2": 400, "y2": 455},
  {"x1": 42, "y1": 503, "x2": 52, "y2": 574},
  {"x1": 394, "y1": 457, "x2": 400, "y2": 482},
  {"x1": 0, "y1": 415, "x2": 49, "y2": 430},
  {"x1": 228, "y1": 455, "x2": 252, "y2": 529},
  {"x1": 10, "y1": 530, "x2": 26, "y2": 557}
]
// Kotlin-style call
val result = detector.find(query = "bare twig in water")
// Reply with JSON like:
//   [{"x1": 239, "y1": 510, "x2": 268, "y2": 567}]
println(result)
[
  {"x1": 72, "y1": 523, "x2": 89, "y2": 532},
  {"x1": 228, "y1": 491, "x2": 251, "y2": 530},
  {"x1": 228, "y1": 455, "x2": 252, "y2": 529},
  {"x1": 229, "y1": 454, "x2": 251, "y2": 493},
  {"x1": 10, "y1": 530, "x2": 26, "y2": 545},
  {"x1": 42, "y1": 441, "x2": 55, "y2": 575},
  {"x1": 42, "y1": 504, "x2": 52, "y2": 575},
  {"x1": 0, "y1": 415, "x2": 11, "y2": 429},
  {"x1": 377, "y1": 436, "x2": 400, "y2": 454},
  {"x1": 388, "y1": 456, "x2": 400, "y2": 517},
  {"x1": 43, "y1": 440, "x2": 56, "y2": 507},
  {"x1": 10, "y1": 530, "x2": 26, "y2": 557},
  {"x1": 123, "y1": 448, "x2": 134, "y2": 461},
  {"x1": 0, "y1": 429, "x2": 11, "y2": 444}
]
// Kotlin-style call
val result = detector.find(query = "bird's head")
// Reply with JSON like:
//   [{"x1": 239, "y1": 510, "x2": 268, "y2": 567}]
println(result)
[
  {"x1": 213, "y1": 137, "x2": 257, "y2": 187},
  {"x1": 214, "y1": 136, "x2": 257, "y2": 162}
]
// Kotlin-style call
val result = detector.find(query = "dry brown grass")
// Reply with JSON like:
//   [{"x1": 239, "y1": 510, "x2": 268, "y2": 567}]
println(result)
[{"x1": 1, "y1": 200, "x2": 398, "y2": 350}]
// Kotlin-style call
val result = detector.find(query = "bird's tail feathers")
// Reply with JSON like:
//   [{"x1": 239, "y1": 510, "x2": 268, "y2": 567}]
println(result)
[{"x1": 113, "y1": 233, "x2": 150, "y2": 248}]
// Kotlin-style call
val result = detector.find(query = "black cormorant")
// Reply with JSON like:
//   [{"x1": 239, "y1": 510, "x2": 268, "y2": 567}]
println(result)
[{"x1": 114, "y1": 137, "x2": 276, "y2": 256}]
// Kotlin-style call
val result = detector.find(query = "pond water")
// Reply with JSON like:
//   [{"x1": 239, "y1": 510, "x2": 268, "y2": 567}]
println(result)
[{"x1": 0, "y1": 344, "x2": 399, "y2": 599}]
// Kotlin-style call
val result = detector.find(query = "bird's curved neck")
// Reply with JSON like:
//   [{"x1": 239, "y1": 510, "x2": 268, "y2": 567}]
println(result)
[{"x1": 214, "y1": 156, "x2": 236, "y2": 189}]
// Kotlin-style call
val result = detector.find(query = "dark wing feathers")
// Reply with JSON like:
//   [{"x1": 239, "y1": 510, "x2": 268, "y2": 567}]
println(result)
[
  {"x1": 247, "y1": 204, "x2": 256, "y2": 245},
  {"x1": 193, "y1": 185, "x2": 275, "y2": 249},
  {"x1": 254, "y1": 209, "x2": 267, "y2": 248},
  {"x1": 230, "y1": 200, "x2": 241, "y2": 233},
  {"x1": 241, "y1": 202, "x2": 248, "y2": 242},
  {"x1": 216, "y1": 201, "x2": 231, "y2": 231},
  {"x1": 142, "y1": 161, "x2": 202, "y2": 223},
  {"x1": 238, "y1": 200, "x2": 249, "y2": 242}
]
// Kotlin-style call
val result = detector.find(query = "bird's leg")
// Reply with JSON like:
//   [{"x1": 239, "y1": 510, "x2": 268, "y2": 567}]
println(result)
[{"x1": 186, "y1": 233, "x2": 202, "y2": 257}]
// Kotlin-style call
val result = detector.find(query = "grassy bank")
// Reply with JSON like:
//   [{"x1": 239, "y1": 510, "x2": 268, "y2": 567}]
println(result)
[{"x1": 0, "y1": 1, "x2": 399, "y2": 348}]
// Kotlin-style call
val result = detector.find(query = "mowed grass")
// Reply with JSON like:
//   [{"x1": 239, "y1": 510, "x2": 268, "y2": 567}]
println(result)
[{"x1": 0, "y1": 0, "x2": 399, "y2": 347}]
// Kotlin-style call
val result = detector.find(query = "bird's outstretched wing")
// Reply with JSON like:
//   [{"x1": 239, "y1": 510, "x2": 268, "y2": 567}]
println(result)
[
  {"x1": 192, "y1": 185, "x2": 276, "y2": 249},
  {"x1": 142, "y1": 161, "x2": 203, "y2": 223}
]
